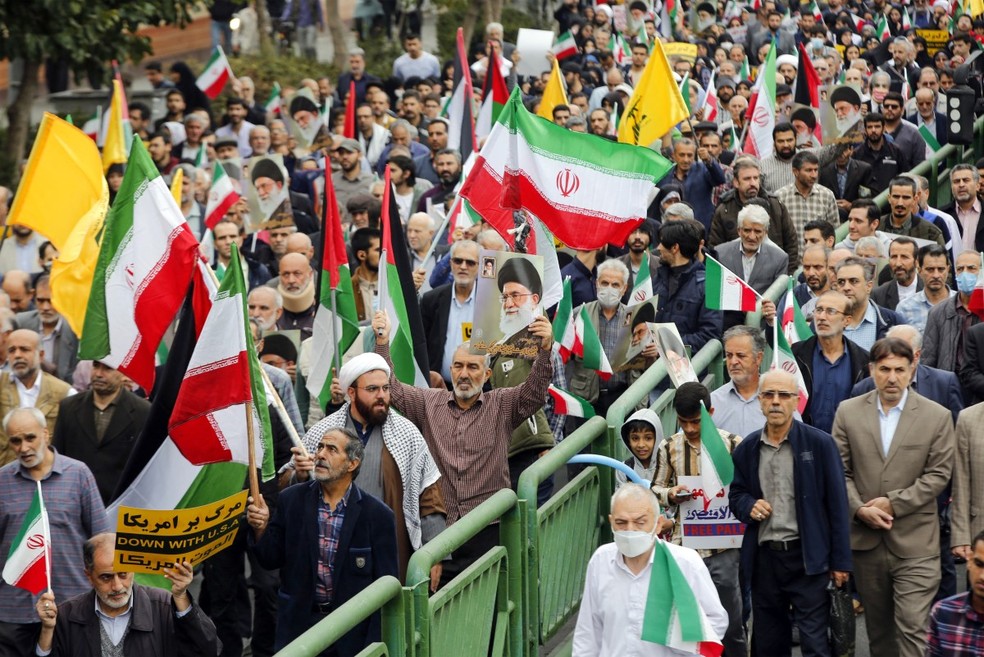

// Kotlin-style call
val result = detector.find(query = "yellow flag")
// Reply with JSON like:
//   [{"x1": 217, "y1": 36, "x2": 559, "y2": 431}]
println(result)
[
  {"x1": 170, "y1": 166, "x2": 184, "y2": 206},
  {"x1": 50, "y1": 188, "x2": 108, "y2": 337},
  {"x1": 972, "y1": 0, "x2": 984, "y2": 17},
  {"x1": 536, "y1": 58, "x2": 569, "y2": 121},
  {"x1": 102, "y1": 79, "x2": 128, "y2": 173},
  {"x1": 618, "y1": 39, "x2": 689, "y2": 147}
]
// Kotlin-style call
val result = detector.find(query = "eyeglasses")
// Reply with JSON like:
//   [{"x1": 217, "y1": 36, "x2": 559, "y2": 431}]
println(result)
[
  {"x1": 760, "y1": 390, "x2": 797, "y2": 400},
  {"x1": 356, "y1": 384, "x2": 390, "y2": 394},
  {"x1": 813, "y1": 306, "x2": 845, "y2": 316},
  {"x1": 451, "y1": 257, "x2": 478, "y2": 267},
  {"x1": 882, "y1": 104, "x2": 901, "y2": 110},
  {"x1": 500, "y1": 292, "x2": 534, "y2": 303}
]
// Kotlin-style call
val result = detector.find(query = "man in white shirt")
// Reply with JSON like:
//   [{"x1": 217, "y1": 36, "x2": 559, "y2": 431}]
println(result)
[{"x1": 573, "y1": 483, "x2": 727, "y2": 656}]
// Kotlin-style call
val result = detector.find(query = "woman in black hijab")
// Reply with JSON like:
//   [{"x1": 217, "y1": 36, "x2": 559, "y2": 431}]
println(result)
[{"x1": 168, "y1": 61, "x2": 212, "y2": 116}]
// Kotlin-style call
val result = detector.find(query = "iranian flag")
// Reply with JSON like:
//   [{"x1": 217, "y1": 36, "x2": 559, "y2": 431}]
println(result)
[
  {"x1": 780, "y1": 278, "x2": 813, "y2": 345},
  {"x1": 743, "y1": 42, "x2": 776, "y2": 159},
  {"x1": 204, "y1": 162, "x2": 240, "y2": 230},
  {"x1": 968, "y1": 253, "x2": 984, "y2": 319},
  {"x1": 2, "y1": 482, "x2": 50, "y2": 595},
  {"x1": 196, "y1": 46, "x2": 234, "y2": 99},
  {"x1": 264, "y1": 82, "x2": 282, "y2": 115},
  {"x1": 574, "y1": 306, "x2": 613, "y2": 380},
  {"x1": 809, "y1": 0, "x2": 823, "y2": 21},
  {"x1": 902, "y1": 6, "x2": 912, "y2": 29},
  {"x1": 548, "y1": 385, "x2": 595, "y2": 418},
  {"x1": 459, "y1": 87, "x2": 672, "y2": 250},
  {"x1": 698, "y1": 403, "x2": 733, "y2": 496},
  {"x1": 79, "y1": 138, "x2": 200, "y2": 393},
  {"x1": 876, "y1": 14, "x2": 892, "y2": 41},
  {"x1": 168, "y1": 243, "x2": 274, "y2": 479},
  {"x1": 629, "y1": 251, "x2": 654, "y2": 306},
  {"x1": 609, "y1": 33, "x2": 632, "y2": 65},
  {"x1": 552, "y1": 30, "x2": 579, "y2": 60},
  {"x1": 380, "y1": 166, "x2": 429, "y2": 387},
  {"x1": 307, "y1": 172, "x2": 361, "y2": 410},
  {"x1": 553, "y1": 278, "x2": 576, "y2": 361},
  {"x1": 700, "y1": 71, "x2": 720, "y2": 122},
  {"x1": 773, "y1": 325, "x2": 809, "y2": 415},
  {"x1": 642, "y1": 540, "x2": 724, "y2": 657},
  {"x1": 705, "y1": 255, "x2": 759, "y2": 312},
  {"x1": 476, "y1": 48, "x2": 509, "y2": 143},
  {"x1": 82, "y1": 107, "x2": 102, "y2": 143}
]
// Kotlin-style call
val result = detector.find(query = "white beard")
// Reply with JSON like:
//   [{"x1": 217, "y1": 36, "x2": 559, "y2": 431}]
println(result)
[{"x1": 499, "y1": 303, "x2": 536, "y2": 337}]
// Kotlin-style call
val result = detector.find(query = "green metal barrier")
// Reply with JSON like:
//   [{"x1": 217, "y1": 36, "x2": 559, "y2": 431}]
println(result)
[
  {"x1": 275, "y1": 576, "x2": 407, "y2": 657},
  {"x1": 404, "y1": 488, "x2": 524, "y2": 657}
]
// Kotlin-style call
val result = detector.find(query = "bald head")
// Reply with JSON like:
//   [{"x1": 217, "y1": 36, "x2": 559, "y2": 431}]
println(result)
[
  {"x1": 760, "y1": 368, "x2": 798, "y2": 391},
  {"x1": 285, "y1": 232, "x2": 314, "y2": 260},
  {"x1": 279, "y1": 252, "x2": 314, "y2": 293},
  {"x1": 2, "y1": 271, "x2": 33, "y2": 312}
]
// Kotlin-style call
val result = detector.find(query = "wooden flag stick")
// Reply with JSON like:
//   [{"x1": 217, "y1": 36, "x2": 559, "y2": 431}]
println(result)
[{"x1": 245, "y1": 400, "x2": 260, "y2": 502}]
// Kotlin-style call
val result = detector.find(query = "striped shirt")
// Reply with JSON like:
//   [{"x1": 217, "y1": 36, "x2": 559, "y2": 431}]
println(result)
[
  {"x1": 377, "y1": 342, "x2": 552, "y2": 523},
  {"x1": 0, "y1": 449, "x2": 110, "y2": 623},
  {"x1": 651, "y1": 429, "x2": 741, "y2": 559},
  {"x1": 314, "y1": 484, "x2": 351, "y2": 604},
  {"x1": 927, "y1": 592, "x2": 984, "y2": 657},
  {"x1": 759, "y1": 156, "x2": 794, "y2": 194},
  {"x1": 775, "y1": 182, "x2": 840, "y2": 244}
]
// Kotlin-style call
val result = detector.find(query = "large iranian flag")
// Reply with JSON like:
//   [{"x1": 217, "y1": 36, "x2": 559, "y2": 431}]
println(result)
[
  {"x1": 2, "y1": 483, "x2": 50, "y2": 595},
  {"x1": 459, "y1": 88, "x2": 672, "y2": 250},
  {"x1": 204, "y1": 162, "x2": 240, "y2": 230},
  {"x1": 307, "y1": 172, "x2": 361, "y2": 410},
  {"x1": 704, "y1": 255, "x2": 759, "y2": 312},
  {"x1": 743, "y1": 41, "x2": 777, "y2": 159},
  {"x1": 642, "y1": 541, "x2": 724, "y2": 656},
  {"x1": 196, "y1": 46, "x2": 234, "y2": 99},
  {"x1": 79, "y1": 139, "x2": 200, "y2": 393}
]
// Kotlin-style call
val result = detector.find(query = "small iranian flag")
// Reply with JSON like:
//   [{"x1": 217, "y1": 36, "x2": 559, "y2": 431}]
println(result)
[
  {"x1": 2, "y1": 482, "x2": 51, "y2": 595},
  {"x1": 629, "y1": 252, "x2": 654, "y2": 306},
  {"x1": 552, "y1": 30, "x2": 579, "y2": 60},
  {"x1": 739, "y1": 56, "x2": 751, "y2": 82},
  {"x1": 902, "y1": 6, "x2": 912, "y2": 29},
  {"x1": 705, "y1": 255, "x2": 759, "y2": 312},
  {"x1": 264, "y1": 82, "x2": 282, "y2": 115},
  {"x1": 698, "y1": 403, "x2": 733, "y2": 495},
  {"x1": 641, "y1": 540, "x2": 724, "y2": 656},
  {"x1": 809, "y1": 0, "x2": 823, "y2": 21},
  {"x1": 609, "y1": 33, "x2": 631, "y2": 65},
  {"x1": 574, "y1": 306, "x2": 613, "y2": 380},
  {"x1": 773, "y1": 325, "x2": 809, "y2": 415},
  {"x1": 204, "y1": 161, "x2": 240, "y2": 231},
  {"x1": 848, "y1": 13, "x2": 866, "y2": 31},
  {"x1": 780, "y1": 278, "x2": 813, "y2": 344},
  {"x1": 196, "y1": 46, "x2": 234, "y2": 100},
  {"x1": 548, "y1": 384, "x2": 595, "y2": 418},
  {"x1": 968, "y1": 253, "x2": 984, "y2": 320},
  {"x1": 701, "y1": 71, "x2": 719, "y2": 122},
  {"x1": 876, "y1": 14, "x2": 892, "y2": 41},
  {"x1": 553, "y1": 278, "x2": 576, "y2": 361}
]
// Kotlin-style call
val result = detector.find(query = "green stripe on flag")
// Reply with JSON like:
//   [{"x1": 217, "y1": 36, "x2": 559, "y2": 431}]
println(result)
[
  {"x1": 704, "y1": 257, "x2": 723, "y2": 307},
  {"x1": 642, "y1": 541, "x2": 708, "y2": 644},
  {"x1": 553, "y1": 279, "x2": 573, "y2": 344},
  {"x1": 701, "y1": 403, "x2": 733, "y2": 485},
  {"x1": 579, "y1": 306, "x2": 605, "y2": 369},
  {"x1": 918, "y1": 124, "x2": 942, "y2": 152},
  {"x1": 8, "y1": 488, "x2": 41, "y2": 556}
]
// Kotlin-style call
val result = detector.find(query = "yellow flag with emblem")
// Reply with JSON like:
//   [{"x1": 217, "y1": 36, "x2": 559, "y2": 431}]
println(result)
[
  {"x1": 618, "y1": 39, "x2": 689, "y2": 148},
  {"x1": 536, "y1": 58, "x2": 569, "y2": 121}
]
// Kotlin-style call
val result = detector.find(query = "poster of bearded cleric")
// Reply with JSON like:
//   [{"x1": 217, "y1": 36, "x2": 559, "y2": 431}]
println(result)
[
  {"x1": 820, "y1": 84, "x2": 866, "y2": 146},
  {"x1": 470, "y1": 251, "x2": 545, "y2": 360},
  {"x1": 285, "y1": 88, "x2": 331, "y2": 156},
  {"x1": 245, "y1": 155, "x2": 293, "y2": 232}
]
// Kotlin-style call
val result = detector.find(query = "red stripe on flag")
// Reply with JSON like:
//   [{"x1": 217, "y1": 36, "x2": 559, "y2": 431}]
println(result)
[
  {"x1": 202, "y1": 70, "x2": 230, "y2": 100},
  {"x1": 344, "y1": 80, "x2": 357, "y2": 139},
  {"x1": 322, "y1": 171, "x2": 348, "y2": 290},
  {"x1": 205, "y1": 194, "x2": 238, "y2": 231},
  {"x1": 12, "y1": 556, "x2": 47, "y2": 596}
]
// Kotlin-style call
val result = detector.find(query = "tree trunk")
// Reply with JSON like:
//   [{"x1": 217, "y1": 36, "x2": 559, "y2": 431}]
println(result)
[
  {"x1": 489, "y1": 0, "x2": 502, "y2": 23},
  {"x1": 325, "y1": 0, "x2": 349, "y2": 71},
  {"x1": 6, "y1": 57, "x2": 41, "y2": 190},
  {"x1": 255, "y1": 0, "x2": 273, "y2": 57},
  {"x1": 461, "y1": 0, "x2": 485, "y2": 50}
]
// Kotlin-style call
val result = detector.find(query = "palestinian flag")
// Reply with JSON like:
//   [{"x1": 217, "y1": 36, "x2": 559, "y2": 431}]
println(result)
[
  {"x1": 794, "y1": 43, "x2": 823, "y2": 146},
  {"x1": 204, "y1": 162, "x2": 240, "y2": 230},
  {"x1": 642, "y1": 540, "x2": 724, "y2": 656},
  {"x1": 659, "y1": 0, "x2": 678, "y2": 38},
  {"x1": 629, "y1": 251, "x2": 654, "y2": 306},
  {"x1": 772, "y1": 325, "x2": 809, "y2": 415},
  {"x1": 196, "y1": 46, "x2": 234, "y2": 99},
  {"x1": 476, "y1": 48, "x2": 509, "y2": 143},
  {"x1": 1, "y1": 483, "x2": 50, "y2": 595},
  {"x1": 574, "y1": 306, "x2": 613, "y2": 380},
  {"x1": 552, "y1": 30, "x2": 579, "y2": 60},
  {"x1": 264, "y1": 82, "x2": 282, "y2": 115},
  {"x1": 553, "y1": 278, "x2": 576, "y2": 361},
  {"x1": 79, "y1": 139, "x2": 200, "y2": 393},
  {"x1": 168, "y1": 243, "x2": 274, "y2": 479},
  {"x1": 698, "y1": 403, "x2": 733, "y2": 494},
  {"x1": 307, "y1": 172, "x2": 361, "y2": 411},
  {"x1": 446, "y1": 27, "x2": 477, "y2": 163},
  {"x1": 704, "y1": 255, "x2": 759, "y2": 312},
  {"x1": 780, "y1": 278, "x2": 813, "y2": 345},
  {"x1": 548, "y1": 385, "x2": 595, "y2": 418},
  {"x1": 379, "y1": 165, "x2": 430, "y2": 387},
  {"x1": 459, "y1": 88, "x2": 672, "y2": 250}
]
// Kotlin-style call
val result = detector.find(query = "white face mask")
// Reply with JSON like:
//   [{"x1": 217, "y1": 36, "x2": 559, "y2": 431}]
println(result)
[
  {"x1": 597, "y1": 286, "x2": 622, "y2": 309},
  {"x1": 613, "y1": 528, "x2": 656, "y2": 558}
]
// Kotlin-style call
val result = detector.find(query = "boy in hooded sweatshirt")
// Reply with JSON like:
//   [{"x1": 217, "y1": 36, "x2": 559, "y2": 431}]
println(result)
[{"x1": 615, "y1": 408, "x2": 663, "y2": 488}]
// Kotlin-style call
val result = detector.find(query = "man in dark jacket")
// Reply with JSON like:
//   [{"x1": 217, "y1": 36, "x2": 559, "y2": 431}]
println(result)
[
  {"x1": 729, "y1": 369, "x2": 852, "y2": 657},
  {"x1": 35, "y1": 533, "x2": 219, "y2": 656},
  {"x1": 709, "y1": 156, "x2": 798, "y2": 272}
]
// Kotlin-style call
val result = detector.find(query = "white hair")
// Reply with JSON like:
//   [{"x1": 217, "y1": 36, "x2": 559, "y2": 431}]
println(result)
[
  {"x1": 2, "y1": 407, "x2": 46, "y2": 433},
  {"x1": 597, "y1": 258, "x2": 630, "y2": 287},
  {"x1": 737, "y1": 204, "x2": 770, "y2": 232},
  {"x1": 887, "y1": 324, "x2": 922, "y2": 350},
  {"x1": 610, "y1": 483, "x2": 660, "y2": 516}
]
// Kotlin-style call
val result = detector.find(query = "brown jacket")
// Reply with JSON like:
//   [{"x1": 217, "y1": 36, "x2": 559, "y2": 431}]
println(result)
[{"x1": 0, "y1": 371, "x2": 72, "y2": 465}]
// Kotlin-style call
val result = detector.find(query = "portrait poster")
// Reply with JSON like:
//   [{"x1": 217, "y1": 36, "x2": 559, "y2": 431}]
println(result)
[
  {"x1": 820, "y1": 84, "x2": 865, "y2": 146},
  {"x1": 470, "y1": 250, "x2": 545, "y2": 360},
  {"x1": 245, "y1": 154, "x2": 293, "y2": 233},
  {"x1": 284, "y1": 87, "x2": 328, "y2": 156},
  {"x1": 677, "y1": 475, "x2": 744, "y2": 550},
  {"x1": 652, "y1": 323, "x2": 698, "y2": 388},
  {"x1": 612, "y1": 298, "x2": 659, "y2": 373}
]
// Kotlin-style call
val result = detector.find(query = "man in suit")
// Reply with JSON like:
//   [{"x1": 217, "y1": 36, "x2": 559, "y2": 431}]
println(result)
[
  {"x1": 871, "y1": 237, "x2": 923, "y2": 311},
  {"x1": 908, "y1": 87, "x2": 947, "y2": 152},
  {"x1": 940, "y1": 164, "x2": 984, "y2": 254},
  {"x1": 247, "y1": 427, "x2": 398, "y2": 656},
  {"x1": 951, "y1": 403, "x2": 984, "y2": 563},
  {"x1": 12, "y1": 276, "x2": 78, "y2": 383},
  {"x1": 729, "y1": 369, "x2": 852, "y2": 657},
  {"x1": 420, "y1": 239, "x2": 479, "y2": 387},
  {"x1": 819, "y1": 146, "x2": 874, "y2": 224},
  {"x1": 833, "y1": 337, "x2": 955, "y2": 657},
  {"x1": 51, "y1": 361, "x2": 150, "y2": 504},
  {"x1": 956, "y1": 322, "x2": 984, "y2": 406}
]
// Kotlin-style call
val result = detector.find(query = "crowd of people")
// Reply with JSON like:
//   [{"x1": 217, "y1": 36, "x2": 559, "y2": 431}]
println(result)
[{"x1": 3, "y1": 0, "x2": 984, "y2": 656}]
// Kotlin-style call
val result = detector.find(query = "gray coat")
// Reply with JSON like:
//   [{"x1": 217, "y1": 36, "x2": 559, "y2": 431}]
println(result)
[
  {"x1": 714, "y1": 238, "x2": 789, "y2": 296},
  {"x1": 923, "y1": 295, "x2": 980, "y2": 372}
]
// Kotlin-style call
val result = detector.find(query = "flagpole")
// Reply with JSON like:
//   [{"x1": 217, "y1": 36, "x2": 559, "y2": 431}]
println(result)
[
  {"x1": 422, "y1": 206, "x2": 453, "y2": 266},
  {"x1": 259, "y1": 366, "x2": 304, "y2": 451},
  {"x1": 37, "y1": 481, "x2": 51, "y2": 594},
  {"x1": 245, "y1": 400, "x2": 261, "y2": 502},
  {"x1": 329, "y1": 287, "x2": 341, "y2": 374},
  {"x1": 772, "y1": 313, "x2": 779, "y2": 369},
  {"x1": 377, "y1": 248, "x2": 388, "y2": 338}
]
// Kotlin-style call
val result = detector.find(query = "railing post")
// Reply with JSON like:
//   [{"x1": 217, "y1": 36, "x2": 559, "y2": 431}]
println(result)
[{"x1": 500, "y1": 502, "x2": 526, "y2": 657}]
